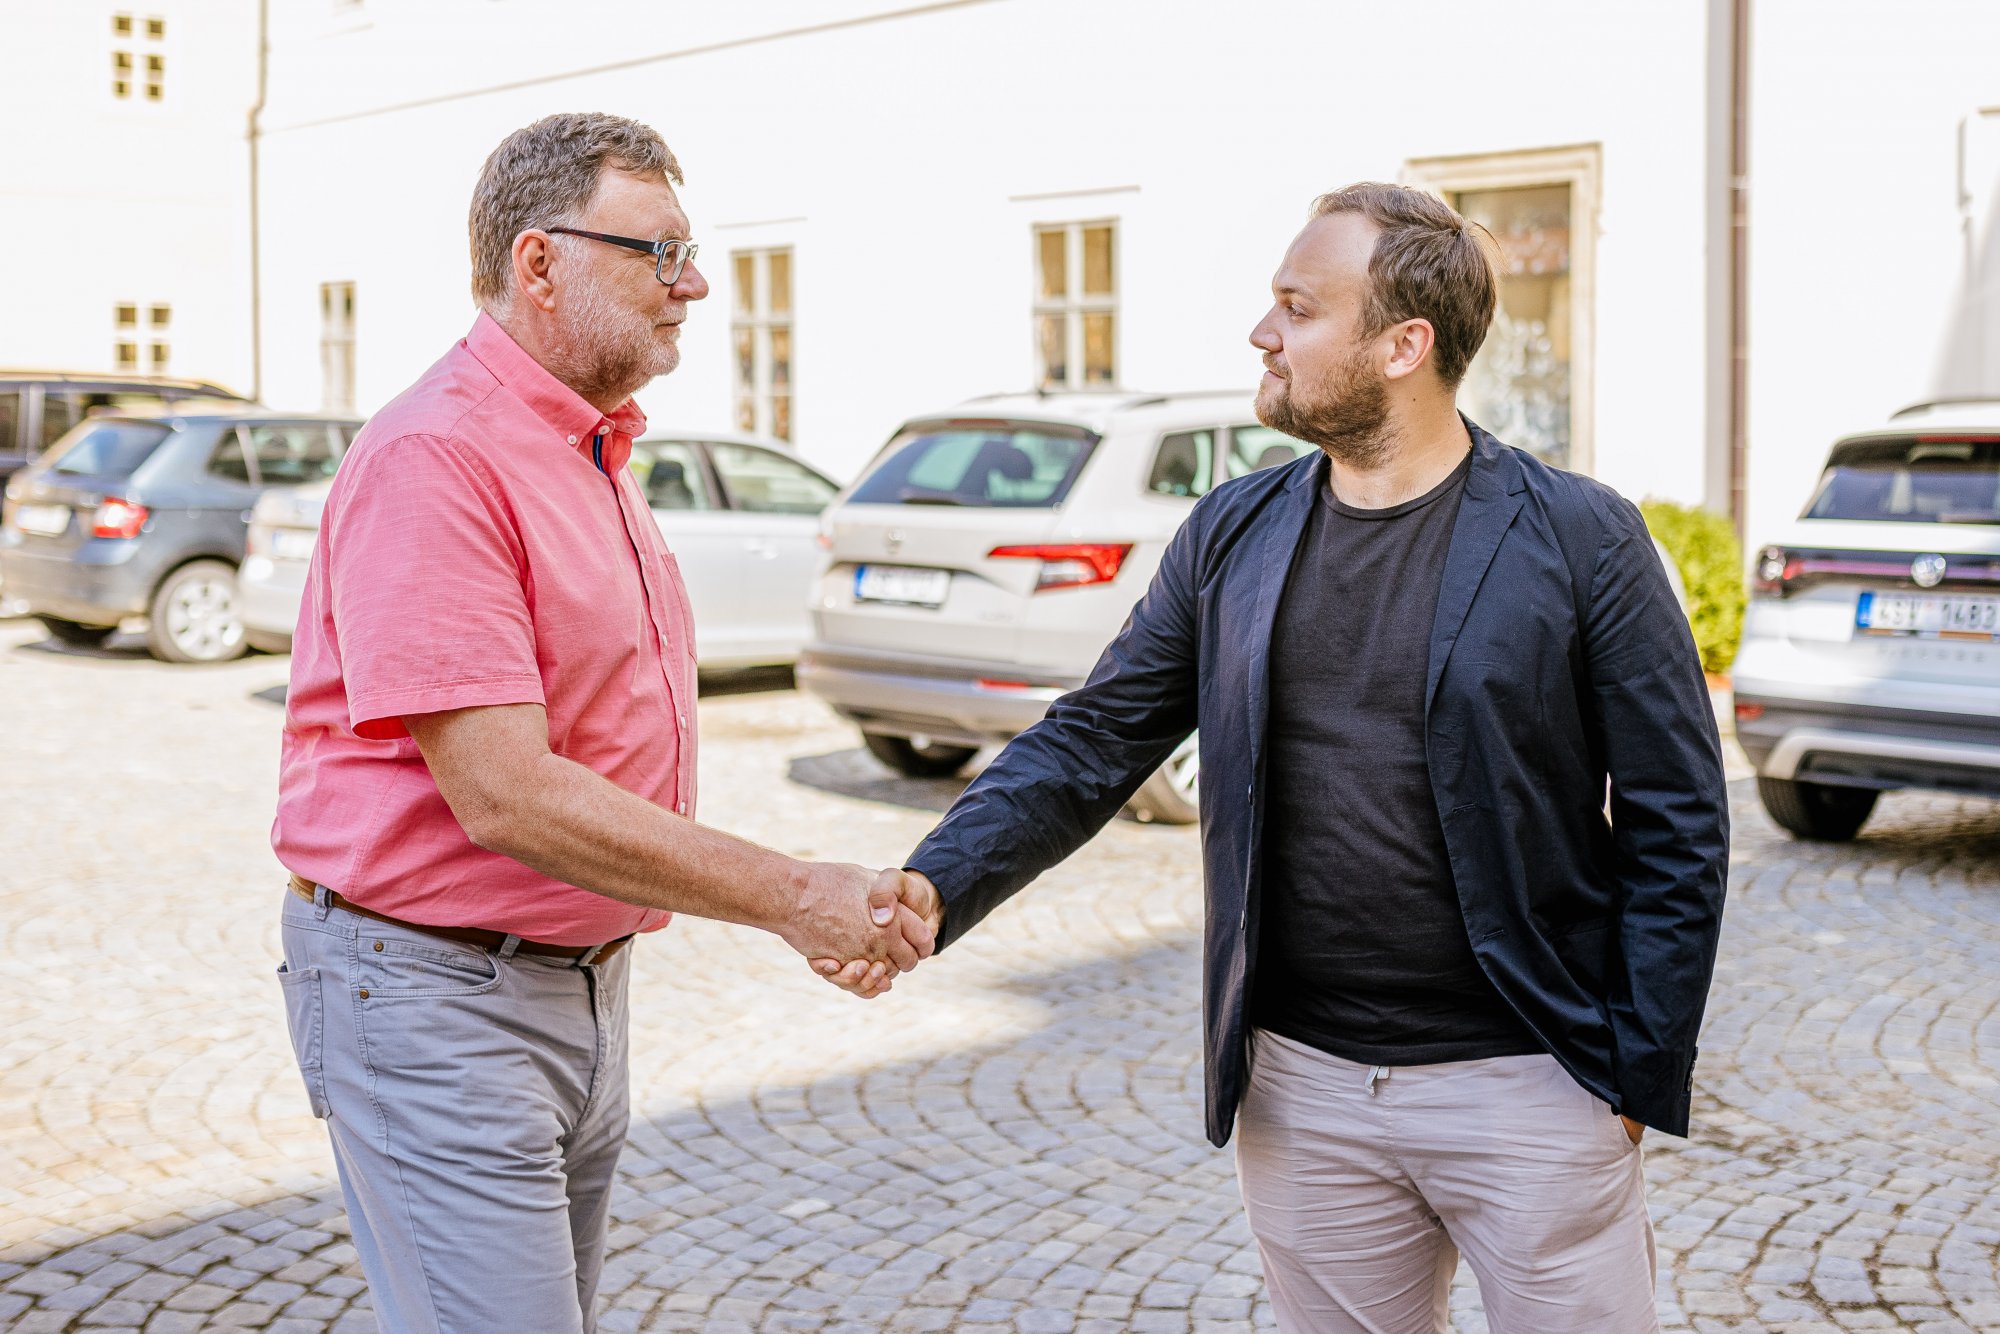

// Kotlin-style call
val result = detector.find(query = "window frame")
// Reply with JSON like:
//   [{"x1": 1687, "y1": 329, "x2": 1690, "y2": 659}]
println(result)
[
  {"x1": 320, "y1": 281, "x2": 357, "y2": 413},
  {"x1": 1403, "y1": 144, "x2": 1600, "y2": 477},
  {"x1": 204, "y1": 425, "x2": 259, "y2": 487},
  {"x1": 1032, "y1": 219, "x2": 1119, "y2": 391},
  {"x1": 631, "y1": 438, "x2": 723, "y2": 513},
  {"x1": 729, "y1": 247, "x2": 794, "y2": 442}
]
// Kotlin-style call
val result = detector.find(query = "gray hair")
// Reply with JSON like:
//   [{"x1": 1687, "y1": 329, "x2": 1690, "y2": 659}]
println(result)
[{"x1": 468, "y1": 112, "x2": 683, "y2": 310}]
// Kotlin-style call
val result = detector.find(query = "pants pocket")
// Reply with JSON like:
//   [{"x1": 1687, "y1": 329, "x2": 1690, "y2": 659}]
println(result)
[{"x1": 277, "y1": 962, "x2": 330, "y2": 1119}]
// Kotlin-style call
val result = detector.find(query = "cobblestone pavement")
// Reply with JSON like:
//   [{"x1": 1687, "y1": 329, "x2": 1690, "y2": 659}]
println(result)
[{"x1": 2, "y1": 614, "x2": 1998, "y2": 1333}]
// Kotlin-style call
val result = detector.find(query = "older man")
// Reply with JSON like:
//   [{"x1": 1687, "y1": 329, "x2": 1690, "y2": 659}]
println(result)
[
  {"x1": 837, "y1": 184, "x2": 1729, "y2": 1331},
  {"x1": 272, "y1": 113, "x2": 929, "y2": 1334}
]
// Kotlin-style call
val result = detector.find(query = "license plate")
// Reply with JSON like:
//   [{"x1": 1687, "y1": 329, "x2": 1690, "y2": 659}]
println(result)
[
  {"x1": 854, "y1": 564, "x2": 949, "y2": 607},
  {"x1": 270, "y1": 528, "x2": 318, "y2": 562},
  {"x1": 1857, "y1": 590, "x2": 2000, "y2": 640},
  {"x1": 12, "y1": 504, "x2": 70, "y2": 537}
]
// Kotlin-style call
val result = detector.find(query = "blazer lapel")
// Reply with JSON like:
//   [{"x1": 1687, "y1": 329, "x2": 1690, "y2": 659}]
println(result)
[
  {"x1": 1244, "y1": 454, "x2": 1324, "y2": 773},
  {"x1": 1426, "y1": 423, "x2": 1527, "y2": 712}
]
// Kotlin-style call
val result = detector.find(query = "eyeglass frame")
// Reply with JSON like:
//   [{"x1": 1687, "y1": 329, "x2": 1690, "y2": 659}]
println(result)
[{"x1": 546, "y1": 227, "x2": 699, "y2": 286}]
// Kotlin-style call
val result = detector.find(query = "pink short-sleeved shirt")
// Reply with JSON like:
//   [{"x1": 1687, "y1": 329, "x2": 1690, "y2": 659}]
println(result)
[{"x1": 271, "y1": 314, "x2": 697, "y2": 945}]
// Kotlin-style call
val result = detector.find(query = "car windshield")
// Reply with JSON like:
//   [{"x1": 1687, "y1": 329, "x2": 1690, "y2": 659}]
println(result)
[
  {"x1": 48, "y1": 421, "x2": 173, "y2": 479},
  {"x1": 848, "y1": 420, "x2": 1096, "y2": 508},
  {"x1": 1803, "y1": 435, "x2": 2000, "y2": 524}
]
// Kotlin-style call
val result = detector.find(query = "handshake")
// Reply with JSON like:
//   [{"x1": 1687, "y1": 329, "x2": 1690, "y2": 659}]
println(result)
[{"x1": 781, "y1": 863, "x2": 944, "y2": 1000}]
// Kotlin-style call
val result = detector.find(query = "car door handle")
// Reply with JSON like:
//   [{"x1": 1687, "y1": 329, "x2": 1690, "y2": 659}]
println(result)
[{"x1": 744, "y1": 540, "x2": 778, "y2": 559}]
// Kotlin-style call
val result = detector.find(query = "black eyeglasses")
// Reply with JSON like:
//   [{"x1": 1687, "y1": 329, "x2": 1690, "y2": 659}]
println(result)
[{"x1": 547, "y1": 227, "x2": 699, "y2": 286}]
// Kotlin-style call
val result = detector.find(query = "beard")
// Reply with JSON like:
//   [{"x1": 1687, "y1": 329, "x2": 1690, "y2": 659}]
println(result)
[
  {"x1": 543, "y1": 261, "x2": 679, "y2": 406},
  {"x1": 1255, "y1": 338, "x2": 1395, "y2": 469}
]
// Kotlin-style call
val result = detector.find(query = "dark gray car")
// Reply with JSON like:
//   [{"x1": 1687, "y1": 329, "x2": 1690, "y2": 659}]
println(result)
[{"x1": 0, "y1": 409, "x2": 360, "y2": 661}]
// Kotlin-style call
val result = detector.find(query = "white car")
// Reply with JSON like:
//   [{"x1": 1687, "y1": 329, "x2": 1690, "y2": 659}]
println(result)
[
  {"x1": 1733, "y1": 399, "x2": 2000, "y2": 839},
  {"x1": 240, "y1": 431, "x2": 840, "y2": 668},
  {"x1": 796, "y1": 391, "x2": 1316, "y2": 824}
]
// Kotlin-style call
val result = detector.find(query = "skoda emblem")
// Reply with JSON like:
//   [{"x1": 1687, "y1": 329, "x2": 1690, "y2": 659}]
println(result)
[
  {"x1": 884, "y1": 529, "x2": 905, "y2": 556},
  {"x1": 1911, "y1": 553, "x2": 1947, "y2": 588}
]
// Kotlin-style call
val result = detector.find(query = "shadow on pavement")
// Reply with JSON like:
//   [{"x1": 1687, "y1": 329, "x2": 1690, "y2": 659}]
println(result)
[
  {"x1": 786, "y1": 746, "x2": 977, "y2": 815},
  {"x1": 13, "y1": 629, "x2": 151, "y2": 661},
  {"x1": 697, "y1": 664, "x2": 797, "y2": 698}
]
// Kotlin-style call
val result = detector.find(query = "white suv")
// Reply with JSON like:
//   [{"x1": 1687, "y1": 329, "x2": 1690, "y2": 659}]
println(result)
[
  {"x1": 797, "y1": 391, "x2": 1312, "y2": 823},
  {"x1": 1733, "y1": 399, "x2": 2000, "y2": 839}
]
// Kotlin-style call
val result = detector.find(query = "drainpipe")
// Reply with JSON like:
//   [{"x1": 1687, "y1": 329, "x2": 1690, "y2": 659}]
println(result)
[
  {"x1": 1727, "y1": 0, "x2": 1750, "y2": 538},
  {"x1": 247, "y1": 0, "x2": 268, "y2": 402}
]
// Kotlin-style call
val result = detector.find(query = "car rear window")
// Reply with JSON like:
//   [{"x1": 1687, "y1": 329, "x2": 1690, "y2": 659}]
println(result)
[
  {"x1": 848, "y1": 420, "x2": 1096, "y2": 508},
  {"x1": 49, "y1": 422, "x2": 172, "y2": 479},
  {"x1": 1803, "y1": 435, "x2": 2000, "y2": 524}
]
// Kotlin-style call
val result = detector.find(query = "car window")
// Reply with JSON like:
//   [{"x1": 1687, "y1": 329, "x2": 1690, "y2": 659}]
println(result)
[
  {"x1": 1804, "y1": 436, "x2": 2000, "y2": 524},
  {"x1": 1147, "y1": 430, "x2": 1216, "y2": 498},
  {"x1": 0, "y1": 390, "x2": 19, "y2": 452},
  {"x1": 206, "y1": 428, "x2": 254, "y2": 484},
  {"x1": 849, "y1": 420, "x2": 1096, "y2": 508},
  {"x1": 1227, "y1": 424, "x2": 1314, "y2": 476},
  {"x1": 247, "y1": 423, "x2": 343, "y2": 486},
  {"x1": 629, "y1": 440, "x2": 712, "y2": 511},
  {"x1": 49, "y1": 421, "x2": 172, "y2": 478},
  {"x1": 40, "y1": 390, "x2": 174, "y2": 452},
  {"x1": 709, "y1": 442, "x2": 836, "y2": 515}
]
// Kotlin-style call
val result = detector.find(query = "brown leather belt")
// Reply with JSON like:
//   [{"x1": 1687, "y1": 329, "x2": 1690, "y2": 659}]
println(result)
[{"x1": 289, "y1": 874, "x2": 633, "y2": 965}]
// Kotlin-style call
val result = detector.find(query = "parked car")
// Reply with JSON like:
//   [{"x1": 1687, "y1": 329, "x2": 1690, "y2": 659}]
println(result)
[
  {"x1": 796, "y1": 390, "x2": 1318, "y2": 824},
  {"x1": 0, "y1": 408, "x2": 360, "y2": 661},
  {"x1": 0, "y1": 371, "x2": 246, "y2": 493},
  {"x1": 239, "y1": 430, "x2": 840, "y2": 668},
  {"x1": 1733, "y1": 399, "x2": 2000, "y2": 839}
]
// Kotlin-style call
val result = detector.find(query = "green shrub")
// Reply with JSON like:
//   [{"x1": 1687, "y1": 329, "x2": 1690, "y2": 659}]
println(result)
[{"x1": 1640, "y1": 500, "x2": 1744, "y2": 675}]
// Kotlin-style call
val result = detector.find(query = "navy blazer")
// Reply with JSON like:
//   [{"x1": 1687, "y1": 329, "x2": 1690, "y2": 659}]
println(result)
[{"x1": 909, "y1": 423, "x2": 1730, "y2": 1145}]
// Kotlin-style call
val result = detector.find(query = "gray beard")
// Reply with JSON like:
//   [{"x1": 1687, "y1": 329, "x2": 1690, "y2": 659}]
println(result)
[{"x1": 545, "y1": 272, "x2": 671, "y2": 407}]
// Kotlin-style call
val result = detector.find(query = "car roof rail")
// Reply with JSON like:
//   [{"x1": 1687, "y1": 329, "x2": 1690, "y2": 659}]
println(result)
[{"x1": 1889, "y1": 395, "x2": 2000, "y2": 419}]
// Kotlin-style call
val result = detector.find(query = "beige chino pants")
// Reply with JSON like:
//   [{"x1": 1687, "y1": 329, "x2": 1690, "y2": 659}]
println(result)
[{"x1": 1235, "y1": 1029, "x2": 1659, "y2": 1334}]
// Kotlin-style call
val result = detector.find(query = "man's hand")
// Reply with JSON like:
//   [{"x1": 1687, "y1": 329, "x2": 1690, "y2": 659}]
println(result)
[
  {"x1": 1620, "y1": 1115, "x2": 1645, "y2": 1145},
  {"x1": 812, "y1": 869, "x2": 944, "y2": 999},
  {"x1": 782, "y1": 862, "x2": 935, "y2": 994}
]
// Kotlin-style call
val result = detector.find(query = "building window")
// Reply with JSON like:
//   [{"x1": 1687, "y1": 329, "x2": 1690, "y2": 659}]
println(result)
[
  {"x1": 145, "y1": 16, "x2": 164, "y2": 38},
  {"x1": 112, "y1": 13, "x2": 132, "y2": 35},
  {"x1": 149, "y1": 342, "x2": 170, "y2": 371},
  {"x1": 320, "y1": 282, "x2": 357, "y2": 413},
  {"x1": 149, "y1": 304, "x2": 170, "y2": 330},
  {"x1": 1033, "y1": 221, "x2": 1116, "y2": 390},
  {"x1": 115, "y1": 342, "x2": 138, "y2": 371},
  {"x1": 144, "y1": 53, "x2": 164, "y2": 100},
  {"x1": 1404, "y1": 145, "x2": 1600, "y2": 474},
  {"x1": 115, "y1": 303, "x2": 137, "y2": 328},
  {"x1": 731, "y1": 247, "x2": 793, "y2": 441},
  {"x1": 112, "y1": 15, "x2": 163, "y2": 102}
]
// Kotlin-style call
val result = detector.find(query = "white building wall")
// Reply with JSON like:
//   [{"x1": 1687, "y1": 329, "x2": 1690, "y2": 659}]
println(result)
[
  {"x1": 1743, "y1": 0, "x2": 2000, "y2": 550},
  {"x1": 0, "y1": 0, "x2": 257, "y2": 391},
  {"x1": 253, "y1": 0, "x2": 1715, "y2": 496}
]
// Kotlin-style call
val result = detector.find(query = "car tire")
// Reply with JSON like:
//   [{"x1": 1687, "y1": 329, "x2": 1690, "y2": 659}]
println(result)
[
  {"x1": 862, "y1": 731, "x2": 978, "y2": 778},
  {"x1": 1756, "y1": 775, "x2": 1878, "y2": 842},
  {"x1": 37, "y1": 616, "x2": 117, "y2": 649},
  {"x1": 146, "y1": 560, "x2": 248, "y2": 664},
  {"x1": 1127, "y1": 732, "x2": 1200, "y2": 825}
]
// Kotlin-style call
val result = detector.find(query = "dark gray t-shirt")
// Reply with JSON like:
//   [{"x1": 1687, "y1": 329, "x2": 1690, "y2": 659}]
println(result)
[{"x1": 1250, "y1": 452, "x2": 1543, "y2": 1066}]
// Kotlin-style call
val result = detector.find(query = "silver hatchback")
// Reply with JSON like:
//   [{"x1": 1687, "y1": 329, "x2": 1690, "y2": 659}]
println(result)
[
  {"x1": 1733, "y1": 400, "x2": 2000, "y2": 839},
  {"x1": 797, "y1": 391, "x2": 1313, "y2": 823}
]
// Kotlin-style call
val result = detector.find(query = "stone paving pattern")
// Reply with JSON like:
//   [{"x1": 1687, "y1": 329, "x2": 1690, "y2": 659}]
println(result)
[{"x1": 1, "y1": 616, "x2": 1998, "y2": 1332}]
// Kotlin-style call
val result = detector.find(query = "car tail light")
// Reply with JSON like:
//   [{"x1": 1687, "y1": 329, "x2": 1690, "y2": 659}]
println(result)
[
  {"x1": 1734, "y1": 700, "x2": 1764, "y2": 721},
  {"x1": 1751, "y1": 545, "x2": 1800, "y2": 596},
  {"x1": 91, "y1": 498, "x2": 149, "y2": 539},
  {"x1": 988, "y1": 543, "x2": 1132, "y2": 592}
]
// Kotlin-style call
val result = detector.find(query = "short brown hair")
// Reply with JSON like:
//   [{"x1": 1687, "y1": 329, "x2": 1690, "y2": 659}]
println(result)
[
  {"x1": 468, "y1": 112, "x2": 683, "y2": 309},
  {"x1": 1310, "y1": 183, "x2": 1497, "y2": 386}
]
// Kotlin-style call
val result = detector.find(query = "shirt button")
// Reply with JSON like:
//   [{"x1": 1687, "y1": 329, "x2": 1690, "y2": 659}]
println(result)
[
  {"x1": 678, "y1": 714, "x2": 687, "y2": 727},
  {"x1": 567, "y1": 434, "x2": 578, "y2": 445},
  {"x1": 678, "y1": 800, "x2": 688, "y2": 815}
]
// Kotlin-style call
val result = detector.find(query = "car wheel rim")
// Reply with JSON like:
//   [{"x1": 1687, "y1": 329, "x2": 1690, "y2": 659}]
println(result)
[
  {"x1": 167, "y1": 575, "x2": 242, "y2": 659},
  {"x1": 1167, "y1": 734, "x2": 1200, "y2": 801}
]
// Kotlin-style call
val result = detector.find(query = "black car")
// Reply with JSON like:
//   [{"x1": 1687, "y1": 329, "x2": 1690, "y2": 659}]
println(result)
[
  {"x1": 0, "y1": 372, "x2": 247, "y2": 492},
  {"x1": 1, "y1": 408, "x2": 360, "y2": 662}
]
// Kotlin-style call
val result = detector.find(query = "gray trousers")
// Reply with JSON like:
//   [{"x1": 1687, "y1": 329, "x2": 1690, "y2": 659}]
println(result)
[
  {"x1": 1235, "y1": 1030, "x2": 1659, "y2": 1334},
  {"x1": 276, "y1": 886, "x2": 632, "y2": 1334}
]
